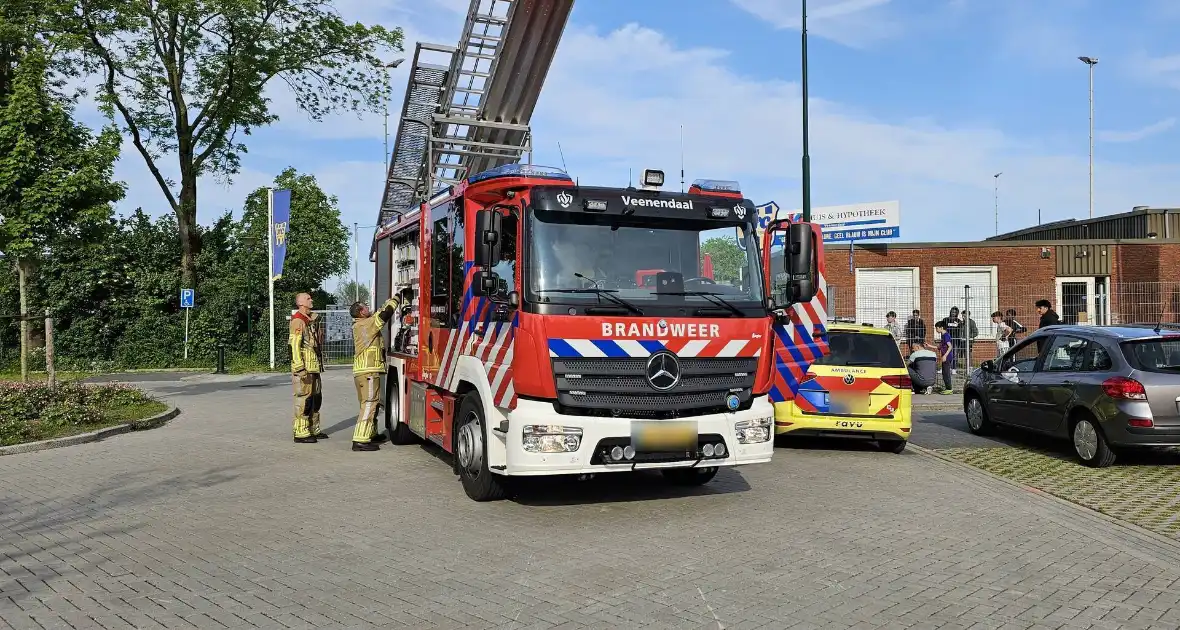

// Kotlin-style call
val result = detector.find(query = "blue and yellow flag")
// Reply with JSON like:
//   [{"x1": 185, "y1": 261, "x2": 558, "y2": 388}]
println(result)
[{"x1": 270, "y1": 189, "x2": 291, "y2": 281}]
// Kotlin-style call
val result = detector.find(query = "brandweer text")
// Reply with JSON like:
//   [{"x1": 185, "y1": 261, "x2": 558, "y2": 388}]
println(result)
[{"x1": 602, "y1": 323, "x2": 721, "y2": 337}]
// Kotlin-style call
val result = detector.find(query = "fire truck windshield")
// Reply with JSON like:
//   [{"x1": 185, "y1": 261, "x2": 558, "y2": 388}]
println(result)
[{"x1": 526, "y1": 210, "x2": 765, "y2": 312}]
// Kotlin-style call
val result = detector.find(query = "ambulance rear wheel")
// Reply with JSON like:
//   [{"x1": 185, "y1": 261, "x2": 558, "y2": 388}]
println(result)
[
  {"x1": 662, "y1": 466, "x2": 718, "y2": 486},
  {"x1": 455, "y1": 395, "x2": 506, "y2": 502},
  {"x1": 384, "y1": 373, "x2": 418, "y2": 445}
]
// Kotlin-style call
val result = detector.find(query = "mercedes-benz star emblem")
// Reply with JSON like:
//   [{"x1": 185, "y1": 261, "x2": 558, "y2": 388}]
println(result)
[
  {"x1": 645, "y1": 351, "x2": 681, "y2": 391},
  {"x1": 843, "y1": 373, "x2": 856, "y2": 385},
  {"x1": 556, "y1": 191, "x2": 573, "y2": 208}
]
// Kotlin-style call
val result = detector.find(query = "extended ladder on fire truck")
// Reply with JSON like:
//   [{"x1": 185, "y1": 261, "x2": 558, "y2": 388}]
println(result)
[{"x1": 374, "y1": 0, "x2": 575, "y2": 231}]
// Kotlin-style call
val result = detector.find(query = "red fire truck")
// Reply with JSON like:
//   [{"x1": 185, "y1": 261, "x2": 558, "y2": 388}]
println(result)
[{"x1": 372, "y1": 163, "x2": 827, "y2": 501}]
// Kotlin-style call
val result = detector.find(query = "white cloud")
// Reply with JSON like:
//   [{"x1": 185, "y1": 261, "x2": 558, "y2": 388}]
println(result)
[
  {"x1": 729, "y1": 0, "x2": 901, "y2": 47},
  {"x1": 1097, "y1": 118, "x2": 1176, "y2": 143},
  {"x1": 529, "y1": 23, "x2": 1180, "y2": 241},
  {"x1": 1131, "y1": 52, "x2": 1180, "y2": 89},
  {"x1": 70, "y1": 5, "x2": 1180, "y2": 297}
]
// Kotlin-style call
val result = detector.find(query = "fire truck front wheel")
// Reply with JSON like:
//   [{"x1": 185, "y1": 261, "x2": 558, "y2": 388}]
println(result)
[
  {"x1": 384, "y1": 373, "x2": 417, "y2": 446},
  {"x1": 455, "y1": 394, "x2": 507, "y2": 502}
]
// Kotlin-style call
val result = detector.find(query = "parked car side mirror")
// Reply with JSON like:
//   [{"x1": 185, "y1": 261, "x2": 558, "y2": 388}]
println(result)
[{"x1": 979, "y1": 359, "x2": 996, "y2": 372}]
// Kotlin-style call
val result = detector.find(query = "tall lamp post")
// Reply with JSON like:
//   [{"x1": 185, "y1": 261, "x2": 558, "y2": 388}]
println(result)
[
  {"x1": 801, "y1": 0, "x2": 812, "y2": 222},
  {"x1": 1078, "y1": 56, "x2": 1098, "y2": 219},
  {"x1": 993, "y1": 172, "x2": 1002, "y2": 236}
]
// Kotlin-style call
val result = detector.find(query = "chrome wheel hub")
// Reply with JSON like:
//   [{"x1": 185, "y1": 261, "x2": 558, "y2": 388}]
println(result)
[
  {"x1": 1074, "y1": 420, "x2": 1098, "y2": 461},
  {"x1": 456, "y1": 412, "x2": 484, "y2": 475},
  {"x1": 967, "y1": 399, "x2": 983, "y2": 430}
]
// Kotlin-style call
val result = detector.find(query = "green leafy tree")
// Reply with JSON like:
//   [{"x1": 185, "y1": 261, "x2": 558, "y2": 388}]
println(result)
[
  {"x1": 237, "y1": 167, "x2": 349, "y2": 360},
  {"x1": 61, "y1": 0, "x2": 403, "y2": 287},
  {"x1": 334, "y1": 279, "x2": 369, "y2": 307},
  {"x1": 0, "y1": 44, "x2": 123, "y2": 379},
  {"x1": 700, "y1": 236, "x2": 745, "y2": 285}
]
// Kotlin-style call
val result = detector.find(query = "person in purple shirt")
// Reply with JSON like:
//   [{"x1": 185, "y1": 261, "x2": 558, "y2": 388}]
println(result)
[{"x1": 936, "y1": 321, "x2": 954, "y2": 394}]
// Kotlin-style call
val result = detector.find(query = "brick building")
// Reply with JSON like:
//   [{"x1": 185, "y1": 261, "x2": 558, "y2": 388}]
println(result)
[{"x1": 810, "y1": 207, "x2": 1180, "y2": 361}]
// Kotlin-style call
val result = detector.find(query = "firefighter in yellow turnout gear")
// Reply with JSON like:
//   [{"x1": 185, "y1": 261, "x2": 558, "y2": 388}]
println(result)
[
  {"x1": 290, "y1": 292, "x2": 325, "y2": 443},
  {"x1": 348, "y1": 290, "x2": 409, "y2": 451}
]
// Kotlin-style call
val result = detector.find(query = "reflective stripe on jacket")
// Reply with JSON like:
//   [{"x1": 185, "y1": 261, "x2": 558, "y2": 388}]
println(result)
[
  {"x1": 290, "y1": 312, "x2": 322, "y2": 373},
  {"x1": 352, "y1": 297, "x2": 403, "y2": 375}
]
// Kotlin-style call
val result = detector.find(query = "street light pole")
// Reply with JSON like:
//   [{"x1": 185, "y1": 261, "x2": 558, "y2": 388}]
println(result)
[
  {"x1": 353, "y1": 222, "x2": 360, "y2": 303},
  {"x1": 1079, "y1": 56, "x2": 1098, "y2": 219},
  {"x1": 993, "y1": 172, "x2": 1002, "y2": 235},
  {"x1": 801, "y1": 0, "x2": 812, "y2": 222}
]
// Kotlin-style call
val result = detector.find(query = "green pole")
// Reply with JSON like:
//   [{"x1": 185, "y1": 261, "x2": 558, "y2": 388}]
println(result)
[{"x1": 801, "y1": 0, "x2": 812, "y2": 222}]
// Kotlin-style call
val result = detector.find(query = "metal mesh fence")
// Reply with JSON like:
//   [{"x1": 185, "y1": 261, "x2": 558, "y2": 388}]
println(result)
[
  {"x1": 308, "y1": 309, "x2": 353, "y2": 366},
  {"x1": 826, "y1": 281, "x2": 1180, "y2": 391}
]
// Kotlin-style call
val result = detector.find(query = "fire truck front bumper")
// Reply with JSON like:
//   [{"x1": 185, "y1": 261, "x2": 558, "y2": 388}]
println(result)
[{"x1": 496, "y1": 396, "x2": 775, "y2": 476}]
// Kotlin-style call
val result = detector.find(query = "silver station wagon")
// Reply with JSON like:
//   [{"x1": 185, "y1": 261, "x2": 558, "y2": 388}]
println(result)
[{"x1": 963, "y1": 324, "x2": 1180, "y2": 467}]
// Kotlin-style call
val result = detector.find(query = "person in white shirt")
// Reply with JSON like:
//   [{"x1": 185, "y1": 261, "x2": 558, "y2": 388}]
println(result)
[
  {"x1": 991, "y1": 310, "x2": 1014, "y2": 355},
  {"x1": 884, "y1": 311, "x2": 903, "y2": 343}
]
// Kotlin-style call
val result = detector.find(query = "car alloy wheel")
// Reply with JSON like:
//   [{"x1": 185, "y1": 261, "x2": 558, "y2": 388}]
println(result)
[{"x1": 1073, "y1": 419, "x2": 1099, "y2": 461}]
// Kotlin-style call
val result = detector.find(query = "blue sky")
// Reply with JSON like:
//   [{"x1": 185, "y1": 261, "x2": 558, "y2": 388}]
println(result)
[{"x1": 77, "y1": 0, "x2": 1180, "y2": 292}]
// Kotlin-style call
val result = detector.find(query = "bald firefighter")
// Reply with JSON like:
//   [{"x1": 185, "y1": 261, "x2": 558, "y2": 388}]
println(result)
[
  {"x1": 290, "y1": 292, "x2": 326, "y2": 443},
  {"x1": 348, "y1": 288, "x2": 412, "y2": 451}
]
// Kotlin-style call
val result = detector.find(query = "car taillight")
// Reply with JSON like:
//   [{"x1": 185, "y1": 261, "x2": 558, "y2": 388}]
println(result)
[
  {"x1": 1128, "y1": 418, "x2": 1154, "y2": 428},
  {"x1": 1101, "y1": 376, "x2": 1147, "y2": 400},
  {"x1": 882, "y1": 374, "x2": 911, "y2": 389},
  {"x1": 800, "y1": 372, "x2": 817, "y2": 383}
]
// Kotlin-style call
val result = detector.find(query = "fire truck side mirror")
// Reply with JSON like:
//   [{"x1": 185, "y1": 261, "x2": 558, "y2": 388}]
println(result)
[
  {"x1": 784, "y1": 223, "x2": 816, "y2": 304},
  {"x1": 472, "y1": 270, "x2": 497, "y2": 296},
  {"x1": 474, "y1": 209, "x2": 503, "y2": 268}
]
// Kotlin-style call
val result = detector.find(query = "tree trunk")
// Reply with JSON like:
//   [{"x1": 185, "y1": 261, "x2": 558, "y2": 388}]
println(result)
[
  {"x1": 177, "y1": 169, "x2": 200, "y2": 288},
  {"x1": 44, "y1": 308, "x2": 54, "y2": 388},
  {"x1": 16, "y1": 259, "x2": 29, "y2": 382}
]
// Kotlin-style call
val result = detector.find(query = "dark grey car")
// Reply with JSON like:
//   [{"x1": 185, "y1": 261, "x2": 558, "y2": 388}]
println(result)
[{"x1": 963, "y1": 325, "x2": 1180, "y2": 467}]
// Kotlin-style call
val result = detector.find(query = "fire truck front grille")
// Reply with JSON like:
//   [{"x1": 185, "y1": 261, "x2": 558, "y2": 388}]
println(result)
[{"x1": 551, "y1": 357, "x2": 759, "y2": 416}]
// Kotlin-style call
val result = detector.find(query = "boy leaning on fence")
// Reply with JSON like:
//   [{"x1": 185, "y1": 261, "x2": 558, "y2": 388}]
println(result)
[
  {"x1": 884, "y1": 311, "x2": 903, "y2": 343},
  {"x1": 991, "y1": 311, "x2": 1014, "y2": 355}
]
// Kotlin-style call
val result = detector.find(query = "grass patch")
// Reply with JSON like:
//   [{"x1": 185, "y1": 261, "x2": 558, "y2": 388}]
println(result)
[
  {"x1": 103, "y1": 399, "x2": 169, "y2": 425},
  {"x1": 0, "y1": 371, "x2": 88, "y2": 383},
  {"x1": 941, "y1": 447, "x2": 1180, "y2": 539},
  {"x1": 0, "y1": 381, "x2": 168, "y2": 447}
]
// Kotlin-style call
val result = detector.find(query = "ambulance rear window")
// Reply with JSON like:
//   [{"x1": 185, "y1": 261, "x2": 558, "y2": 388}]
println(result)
[{"x1": 813, "y1": 331, "x2": 904, "y2": 369}]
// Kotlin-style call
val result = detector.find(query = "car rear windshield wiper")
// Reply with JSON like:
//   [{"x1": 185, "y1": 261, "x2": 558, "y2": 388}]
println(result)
[
  {"x1": 536, "y1": 280, "x2": 644, "y2": 315},
  {"x1": 663, "y1": 291, "x2": 744, "y2": 317},
  {"x1": 842, "y1": 361, "x2": 884, "y2": 366}
]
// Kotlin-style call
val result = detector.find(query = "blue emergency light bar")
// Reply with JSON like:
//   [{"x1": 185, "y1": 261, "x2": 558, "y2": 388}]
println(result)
[
  {"x1": 690, "y1": 179, "x2": 742, "y2": 194},
  {"x1": 467, "y1": 163, "x2": 572, "y2": 185}
]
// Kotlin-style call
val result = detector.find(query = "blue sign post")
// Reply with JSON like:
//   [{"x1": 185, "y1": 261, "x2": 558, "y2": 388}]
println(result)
[{"x1": 180, "y1": 289, "x2": 194, "y2": 359}]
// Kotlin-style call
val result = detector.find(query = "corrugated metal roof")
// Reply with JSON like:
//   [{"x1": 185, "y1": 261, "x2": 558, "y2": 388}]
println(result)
[{"x1": 986, "y1": 207, "x2": 1180, "y2": 242}]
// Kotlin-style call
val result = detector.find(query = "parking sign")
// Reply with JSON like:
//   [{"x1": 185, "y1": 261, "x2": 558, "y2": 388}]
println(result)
[{"x1": 180, "y1": 289, "x2": 195, "y2": 308}]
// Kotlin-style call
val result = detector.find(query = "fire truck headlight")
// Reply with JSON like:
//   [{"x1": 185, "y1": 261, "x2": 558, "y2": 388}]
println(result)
[
  {"x1": 735, "y1": 416, "x2": 772, "y2": 444},
  {"x1": 522, "y1": 425, "x2": 583, "y2": 453}
]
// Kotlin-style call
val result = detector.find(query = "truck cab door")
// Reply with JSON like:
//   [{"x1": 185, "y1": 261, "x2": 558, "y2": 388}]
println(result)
[{"x1": 764, "y1": 220, "x2": 828, "y2": 402}]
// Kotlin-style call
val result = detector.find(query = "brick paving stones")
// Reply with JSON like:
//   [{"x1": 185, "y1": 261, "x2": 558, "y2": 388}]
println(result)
[{"x1": 2, "y1": 370, "x2": 1180, "y2": 629}]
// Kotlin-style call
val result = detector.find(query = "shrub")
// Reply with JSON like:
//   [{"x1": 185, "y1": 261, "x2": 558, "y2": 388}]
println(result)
[{"x1": 0, "y1": 381, "x2": 159, "y2": 446}]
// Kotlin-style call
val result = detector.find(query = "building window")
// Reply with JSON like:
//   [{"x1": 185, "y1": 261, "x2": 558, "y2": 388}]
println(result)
[
  {"x1": 853, "y1": 267, "x2": 920, "y2": 329},
  {"x1": 933, "y1": 265, "x2": 999, "y2": 339}
]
